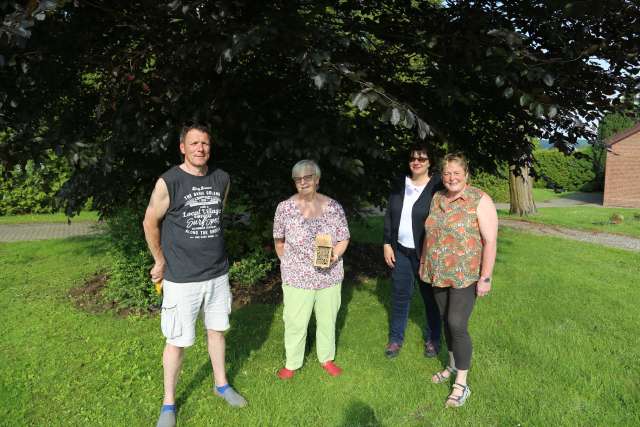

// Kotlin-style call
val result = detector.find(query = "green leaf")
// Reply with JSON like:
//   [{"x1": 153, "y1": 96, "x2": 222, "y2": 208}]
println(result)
[
  {"x1": 352, "y1": 92, "x2": 370, "y2": 111},
  {"x1": 313, "y1": 73, "x2": 327, "y2": 89},
  {"x1": 402, "y1": 110, "x2": 415, "y2": 129},
  {"x1": 390, "y1": 108, "x2": 401, "y2": 125},
  {"x1": 417, "y1": 118, "x2": 430, "y2": 139}
]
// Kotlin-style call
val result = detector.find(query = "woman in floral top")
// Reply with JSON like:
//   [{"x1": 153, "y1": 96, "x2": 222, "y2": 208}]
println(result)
[
  {"x1": 273, "y1": 160, "x2": 350, "y2": 379},
  {"x1": 419, "y1": 153, "x2": 498, "y2": 407}
]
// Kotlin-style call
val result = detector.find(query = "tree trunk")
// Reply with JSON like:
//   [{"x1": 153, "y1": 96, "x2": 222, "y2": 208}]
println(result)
[{"x1": 508, "y1": 163, "x2": 537, "y2": 216}]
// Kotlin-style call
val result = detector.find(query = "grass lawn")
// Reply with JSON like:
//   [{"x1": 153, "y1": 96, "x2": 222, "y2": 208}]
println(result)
[
  {"x1": 1, "y1": 227, "x2": 639, "y2": 425},
  {"x1": 531, "y1": 188, "x2": 584, "y2": 203},
  {"x1": 0, "y1": 211, "x2": 99, "y2": 225},
  {"x1": 500, "y1": 206, "x2": 640, "y2": 238}
]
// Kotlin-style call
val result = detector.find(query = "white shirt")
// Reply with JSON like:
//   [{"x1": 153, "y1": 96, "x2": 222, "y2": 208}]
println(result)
[{"x1": 397, "y1": 176, "x2": 426, "y2": 249}]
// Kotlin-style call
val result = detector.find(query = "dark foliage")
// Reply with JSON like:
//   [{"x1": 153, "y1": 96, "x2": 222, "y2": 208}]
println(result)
[{"x1": 1, "y1": 1, "x2": 638, "y2": 220}]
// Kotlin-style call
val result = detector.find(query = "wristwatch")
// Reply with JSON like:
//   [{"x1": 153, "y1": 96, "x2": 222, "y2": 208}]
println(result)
[{"x1": 481, "y1": 276, "x2": 491, "y2": 283}]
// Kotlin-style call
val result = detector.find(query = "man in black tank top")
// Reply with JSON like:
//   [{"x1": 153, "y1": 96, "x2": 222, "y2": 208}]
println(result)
[{"x1": 143, "y1": 124, "x2": 246, "y2": 427}]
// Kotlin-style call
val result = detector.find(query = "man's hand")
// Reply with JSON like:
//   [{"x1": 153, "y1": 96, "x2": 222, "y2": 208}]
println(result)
[
  {"x1": 150, "y1": 261, "x2": 166, "y2": 283},
  {"x1": 383, "y1": 244, "x2": 396, "y2": 268}
]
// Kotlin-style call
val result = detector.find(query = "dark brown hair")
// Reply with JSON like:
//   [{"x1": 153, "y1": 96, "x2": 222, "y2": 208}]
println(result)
[{"x1": 179, "y1": 122, "x2": 211, "y2": 144}]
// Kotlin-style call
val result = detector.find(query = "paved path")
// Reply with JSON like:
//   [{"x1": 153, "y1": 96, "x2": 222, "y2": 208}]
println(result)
[{"x1": 0, "y1": 221, "x2": 103, "y2": 242}]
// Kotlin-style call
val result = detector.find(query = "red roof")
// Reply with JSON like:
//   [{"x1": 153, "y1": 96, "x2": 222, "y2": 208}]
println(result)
[{"x1": 606, "y1": 122, "x2": 640, "y2": 146}]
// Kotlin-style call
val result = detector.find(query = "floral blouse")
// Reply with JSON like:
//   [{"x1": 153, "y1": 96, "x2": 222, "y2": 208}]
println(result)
[
  {"x1": 421, "y1": 186, "x2": 484, "y2": 288},
  {"x1": 273, "y1": 197, "x2": 350, "y2": 290}
]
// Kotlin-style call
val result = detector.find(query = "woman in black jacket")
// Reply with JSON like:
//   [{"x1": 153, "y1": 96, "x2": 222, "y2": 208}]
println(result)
[{"x1": 382, "y1": 144, "x2": 443, "y2": 358}]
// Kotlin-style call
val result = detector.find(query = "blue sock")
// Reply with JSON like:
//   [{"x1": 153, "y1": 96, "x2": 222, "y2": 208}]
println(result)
[
  {"x1": 216, "y1": 384, "x2": 230, "y2": 394},
  {"x1": 161, "y1": 404, "x2": 176, "y2": 413}
]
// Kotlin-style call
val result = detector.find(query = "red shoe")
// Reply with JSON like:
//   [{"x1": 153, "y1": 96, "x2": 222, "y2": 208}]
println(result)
[
  {"x1": 322, "y1": 361, "x2": 342, "y2": 377},
  {"x1": 277, "y1": 367, "x2": 295, "y2": 379}
]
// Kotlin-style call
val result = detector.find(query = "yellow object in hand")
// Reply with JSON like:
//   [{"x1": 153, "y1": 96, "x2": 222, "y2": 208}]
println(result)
[{"x1": 155, "y1": 281, "x2": 163, "y2": 295}]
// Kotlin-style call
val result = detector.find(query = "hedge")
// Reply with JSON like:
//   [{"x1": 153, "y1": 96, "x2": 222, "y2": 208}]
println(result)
[{"x1": 533, "y1": 149, "x2": 596, "y2": 192}]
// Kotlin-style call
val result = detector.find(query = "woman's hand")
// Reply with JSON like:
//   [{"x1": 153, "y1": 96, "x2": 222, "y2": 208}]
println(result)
[
  {"x1": 329, "y1": 239, "x2": 349, "y2": 266},
  {"x1": 476, "y1": 278, "x2": 492, "y2": 297},
  {"x1": 418, "y1": 262, "x2": 425, "y2": 280},
  {"x1": 383, "y1": 244, "x2": 396, "y2": 268}
]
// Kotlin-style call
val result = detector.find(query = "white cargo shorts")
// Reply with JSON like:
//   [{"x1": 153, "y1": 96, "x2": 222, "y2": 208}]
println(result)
[{"x1": 160, "y1": 274, "x2": 232, "y2": 347}]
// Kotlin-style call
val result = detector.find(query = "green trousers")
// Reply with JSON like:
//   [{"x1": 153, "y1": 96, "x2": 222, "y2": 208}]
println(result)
[{"x1": 282, "y1": 283, "x2": 342, "y2": 370}]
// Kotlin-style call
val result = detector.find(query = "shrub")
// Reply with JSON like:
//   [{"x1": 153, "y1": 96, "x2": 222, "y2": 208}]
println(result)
[
  {"x1": 224, "y1": 205, "x2": 275, "y2": 262},
  {"x1": 0, "y1": 151, "x2": 70, "y2": 215},
  {"x1": 102, "y1": 207, "x2": 159, "y2": 310},
  {"x1": 533, "y1": 149, "x2": 596, "y2": 192},
  {"x1": 471, "y1": 164, "x2": 510, "y2": 203},
  {"x1": 103, "y1": 206, "x2": 277, "y2": 310},
  {"x1": 229, "y1": 249, "x2": 276, "y2": 287},
  {"x1": 104, "y1": 248, "x2": 160, "y2": 310},
  {"x1": 609, "y1": 213, "x2": 624, "y2": 224}
]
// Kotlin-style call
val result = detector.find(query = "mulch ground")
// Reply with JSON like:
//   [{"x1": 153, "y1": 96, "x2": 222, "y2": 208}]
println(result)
[{"x1": 70, "y1": 243, "x2": 388, "y2": 316}]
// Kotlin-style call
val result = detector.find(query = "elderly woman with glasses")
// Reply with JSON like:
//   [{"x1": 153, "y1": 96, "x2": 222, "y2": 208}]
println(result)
[
  {"x1": 382, "y1": 144, "x2": 444, "y2": 359},
  {"x1": 273, "y1": 159, "x2": 350, "y2": 379}
]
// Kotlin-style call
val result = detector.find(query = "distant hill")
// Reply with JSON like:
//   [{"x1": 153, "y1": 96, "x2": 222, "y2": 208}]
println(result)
[{"x1": 539, "y1": 138, "x2": 590, "y2": 149}]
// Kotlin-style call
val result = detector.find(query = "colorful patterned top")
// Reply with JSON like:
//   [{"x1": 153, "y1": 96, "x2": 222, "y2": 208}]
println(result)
[
  {"x1": 421, "y1": 186, "x2": 484, "y2": 288},
  {"x1": 273, "y1": 197, "x2": 350, "y2": 290}
]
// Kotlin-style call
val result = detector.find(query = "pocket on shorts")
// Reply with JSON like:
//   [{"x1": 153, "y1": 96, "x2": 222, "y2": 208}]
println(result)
[{"x1": 160, "y1": 304, "x2": 182, "y2": 339}]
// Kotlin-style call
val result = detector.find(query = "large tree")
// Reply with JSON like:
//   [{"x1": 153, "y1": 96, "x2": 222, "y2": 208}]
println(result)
[{"x1": 2, "y1": 1, "x2": 639, "y2": 217}]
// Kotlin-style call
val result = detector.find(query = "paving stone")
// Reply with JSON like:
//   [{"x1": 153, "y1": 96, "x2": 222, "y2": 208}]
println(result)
[{"x1": 0, "y1": 221, "x2": 104, "y2": 242}]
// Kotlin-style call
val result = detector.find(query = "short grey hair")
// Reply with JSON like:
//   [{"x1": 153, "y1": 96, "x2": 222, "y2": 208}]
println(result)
[{"x1": 291, "y1": 159, "x2": 321, "y2": 179}]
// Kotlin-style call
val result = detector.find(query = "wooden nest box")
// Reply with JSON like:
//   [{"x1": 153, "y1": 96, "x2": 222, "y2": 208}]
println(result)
[{"x1": 313, "y1": 234, "x2": 333, "y2": 268}]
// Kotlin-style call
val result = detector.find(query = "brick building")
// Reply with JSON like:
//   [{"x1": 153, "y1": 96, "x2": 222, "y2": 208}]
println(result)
[{"x1": 603, "y1": 122, "x2": 640, "y2": 208}]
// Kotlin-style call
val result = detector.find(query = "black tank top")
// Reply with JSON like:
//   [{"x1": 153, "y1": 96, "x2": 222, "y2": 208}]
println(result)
[{"x1": 160, "y1": 165, "x2": 230, "y2": 282}]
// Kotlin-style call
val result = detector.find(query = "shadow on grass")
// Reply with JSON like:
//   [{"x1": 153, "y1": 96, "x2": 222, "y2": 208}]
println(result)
[
  {"x1": 370, "y1": 272, "x2": 454, "y2": 368},
  {"x1": 335, "y1": 279, "x2": 357, "y2": 352},
  {"x1": 558, "y1": 191, "x2": 603, "y2": 204},
  {"x1": 338, "y1": 400, "x2": 382, "y2": 427},
  {"x1": 66, "y1": 235, "x2": 111, "y2": 257},
  {"x1": 372, "y1": 275, "x2": 435, "y2": 345},
  {"x1": 176, "y1": 302, "x2": 278, "y2": 407}
]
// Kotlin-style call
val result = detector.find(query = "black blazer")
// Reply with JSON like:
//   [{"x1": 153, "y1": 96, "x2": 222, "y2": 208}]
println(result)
[{"x1": 383, "y1": 174, "x2": 444, "y2": 254}]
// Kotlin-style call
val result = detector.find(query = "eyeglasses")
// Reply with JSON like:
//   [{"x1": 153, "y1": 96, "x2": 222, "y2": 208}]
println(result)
[
  {"x1": 409, "y1": 157, "x2": 429, "y2": 163},
  {"x1": 292, "y1": 174, "x2": 315, "y2": 184}
]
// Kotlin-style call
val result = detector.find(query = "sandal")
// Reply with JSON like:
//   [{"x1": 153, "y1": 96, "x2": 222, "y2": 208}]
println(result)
[
  {"x1": 431, "y1": 366, "x2": 457, "y2": 384},
  {"x1": 445, "y1": 383, "x2": 471, "y2": 408}
]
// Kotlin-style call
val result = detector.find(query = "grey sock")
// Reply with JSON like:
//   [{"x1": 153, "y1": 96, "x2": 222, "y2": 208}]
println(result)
[
  {"x1": 156, "y1": 410, "x2": 176, "y2": 427},
  {"x1": 214, "y1": 386, "x2": 247, "y2": 408}
]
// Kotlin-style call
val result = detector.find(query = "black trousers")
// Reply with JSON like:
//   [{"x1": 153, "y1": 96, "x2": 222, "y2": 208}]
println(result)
[{"x1": 433, "y1": 285, "x2": 477, "y2": 370}]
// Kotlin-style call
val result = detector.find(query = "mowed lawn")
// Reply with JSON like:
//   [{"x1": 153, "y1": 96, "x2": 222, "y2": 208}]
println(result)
[
  {"x1": 1, "y1": 228, "x2": 639, "y2": 426},
  {"x1": 0, "y1": 211, "x2": 99, "y2": 225},
  {"x1": 499, "y1": 206, "x2": 640, "y2": 238}
]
